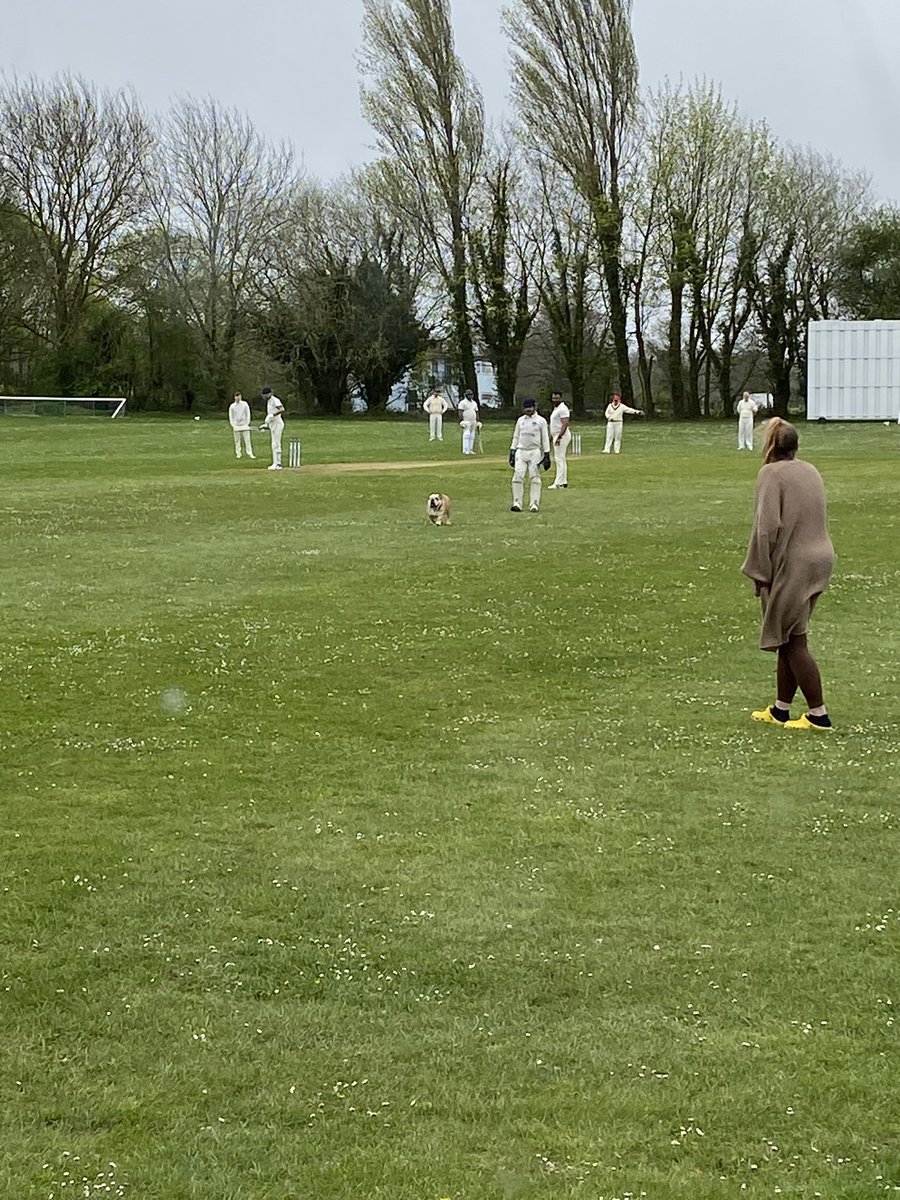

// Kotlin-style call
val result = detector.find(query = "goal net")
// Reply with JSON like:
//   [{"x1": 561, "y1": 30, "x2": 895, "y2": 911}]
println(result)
[{"x1": 0, "y1": 396, "x2": 127, "y2": 418}]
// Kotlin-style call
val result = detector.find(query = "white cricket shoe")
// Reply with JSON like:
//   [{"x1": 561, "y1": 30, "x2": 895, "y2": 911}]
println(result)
[
  {"x1": 268, "y1": 464, "x2": 282, "y2": 471},
  {"x1": 529, "y1": 504, "x2": 539, "y2": 512}
]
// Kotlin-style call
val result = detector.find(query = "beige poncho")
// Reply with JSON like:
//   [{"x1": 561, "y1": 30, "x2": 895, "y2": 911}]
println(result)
[{"x1": 741, "y1": 459, "x2": 835, "y2": 651}]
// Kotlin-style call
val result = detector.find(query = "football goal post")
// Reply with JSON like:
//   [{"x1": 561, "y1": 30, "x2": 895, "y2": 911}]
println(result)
[{"x1": 0, "y1": 396, "x2": 127, "y2": 418}]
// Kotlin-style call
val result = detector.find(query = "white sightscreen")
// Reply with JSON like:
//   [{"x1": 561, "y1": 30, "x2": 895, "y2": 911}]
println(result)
[{"x1": 807, "y1": 320, "x2": 900, "y2": 420}]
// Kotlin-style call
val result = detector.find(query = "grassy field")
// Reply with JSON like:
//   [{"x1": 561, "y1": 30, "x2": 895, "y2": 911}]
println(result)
[{"x1": 1, "y1": 414, "x2": 898, "y2": 1200}]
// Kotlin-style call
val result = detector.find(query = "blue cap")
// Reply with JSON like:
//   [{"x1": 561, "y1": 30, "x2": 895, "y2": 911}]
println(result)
[{"x1": 522, "y1": 398, "x2": 536, "y2": 409}]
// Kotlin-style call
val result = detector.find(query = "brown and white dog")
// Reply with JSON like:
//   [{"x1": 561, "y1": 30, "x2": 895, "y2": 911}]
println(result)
[{"x1": 427, "y1": 493, "x2": 452, "y2": 525}]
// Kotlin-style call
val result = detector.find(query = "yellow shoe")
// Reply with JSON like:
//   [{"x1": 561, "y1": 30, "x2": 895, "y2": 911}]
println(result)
[
  {"x1": 784, "y1": 713, "x2": 833, "y2": 731},
  {"x1": 751, "y1": 707, "x2": 787, "y2": 725}
]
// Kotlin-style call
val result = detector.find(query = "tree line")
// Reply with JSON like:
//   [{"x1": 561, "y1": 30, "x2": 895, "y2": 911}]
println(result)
[{"x1": 1, "y1": 0, "x2": 898, "y2": 417}]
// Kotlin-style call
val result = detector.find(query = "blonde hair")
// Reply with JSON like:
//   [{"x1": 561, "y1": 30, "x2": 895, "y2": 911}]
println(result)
[{"x1": 762, "y1": 417, "x2": 798, "y2": 464}]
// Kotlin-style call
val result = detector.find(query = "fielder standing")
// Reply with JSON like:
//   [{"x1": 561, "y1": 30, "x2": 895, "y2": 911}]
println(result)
[
  {"x1": 260, "y1": 386, "x2": 285, "y2": 471},
  {"x1": 423, "y1": 387, "x2": 450, "y2": 441},
  {"x1": 736, "y1": 391, "x2": 759, "y2": 451},
  {"x1": 548, "y1": 390, "x2": 571, "y2": 488},
  {"x1": 458, "y1": 388, "x2": 480, "y2": 455},
  {"x1": 602, "y1": 394, "x2": 643, "y2": 454},
  {"x1": 228, "y1": 391, "x2": 255, "y2": 460},
  {"x1": 509, "y1": 398, "x2": 550, "y2": 512}
]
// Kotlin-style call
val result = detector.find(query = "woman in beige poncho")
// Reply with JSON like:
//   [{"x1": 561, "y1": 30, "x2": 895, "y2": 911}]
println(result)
[{"x1": 741, "y1": 418, "x2": 835, "y2": 730}]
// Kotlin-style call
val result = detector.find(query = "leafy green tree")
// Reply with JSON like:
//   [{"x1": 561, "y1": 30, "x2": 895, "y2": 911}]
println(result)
[
  {"x1": 834, "y1": 207, "x2": 900, "y2": 319},
  {"x1": 260, "y1": 250, "x2": 427, "y2": 416},
  {"x1": 257, "y1": 269, "x2": 352, "y2": 415},
  {"x1": 257, "y1": 181, "x2": 428, "y2": 414},
  {"x1": 747, "y1": 148, "x2": 870, "y2": 415},
  {"x1": 350, "y1": 255, "x2": 428, "y2": 410},
  {"x1": 0, "y1": 197, "x2": 45, "y2": 391}
]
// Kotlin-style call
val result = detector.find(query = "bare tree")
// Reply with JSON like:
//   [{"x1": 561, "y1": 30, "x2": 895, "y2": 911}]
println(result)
[
  {"x1": 643, "y1": 83, "x2": 723, "y2": 417},
  {"x1": 349, "y1": 163, "x2": 431, "y2": 301},
  {"x1": 359, "y1": 0, "x2": 484, "y2": 397},
  {"x1": 624, "y1": 115, "x2": 667, "y2": 416},
  {"x1": 0, "y1": 74, "x2": 152, "y2": 394},
  {"x1": 640, "y1": 82, "x2": 772, "y2": 419},
  {"x1": 533, "y1": 162, "x2": 610, "y2": 417},
  {"x1": 150, "y1": 97, "x2": 295, "y2": 404},
  {"x1": 710, "y1": 120, "x2": 774, "y2": 415},
  {"x1": 505, "y1": 0, "x2": 639, "y2": 405},
  {"x1": 469, "y1": 144, "x2": 540, "y2": 407}
]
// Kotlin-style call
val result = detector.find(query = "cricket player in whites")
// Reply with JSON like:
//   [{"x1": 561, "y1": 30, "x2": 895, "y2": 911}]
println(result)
[
  {"x1": 736, "y1": 391, "x2": 759, "y2": 450},
  {"x1": 228, "y1": 392, "x2": 255, "y2": 460},
  {"x1": 548, "y1": 390, "x2": 571, "y2": 488},
  {"x1": 260, "y1": 386, "x2": 285, "y2": 471},
  {"x1": 603, "y1": 394, "x2": 643, "y2": 453},
  {"x1": 509, "y1": 398, "x2": 551, "y2": 512},
  {"x1": 458, "y1": 388, "x2": 480, "y2": 455},
  {"x1": 424, "y1": 387, "x2": 449, "y2": 441}
]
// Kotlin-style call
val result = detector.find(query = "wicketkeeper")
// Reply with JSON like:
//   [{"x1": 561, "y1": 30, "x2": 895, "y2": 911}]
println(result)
[{"x1": 509, "y1": 398, "x2": 551, "y2": 512}]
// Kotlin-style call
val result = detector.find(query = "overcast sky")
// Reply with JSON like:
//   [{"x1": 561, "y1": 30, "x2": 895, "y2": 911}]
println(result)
[{"x1": 4, "y1": 0, "x2": 899, "y2": 202}]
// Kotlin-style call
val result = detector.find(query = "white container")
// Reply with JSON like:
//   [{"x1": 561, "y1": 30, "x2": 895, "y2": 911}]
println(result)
[{"x1": 807, "y1": 320, "x2": 900, "y2": 420}]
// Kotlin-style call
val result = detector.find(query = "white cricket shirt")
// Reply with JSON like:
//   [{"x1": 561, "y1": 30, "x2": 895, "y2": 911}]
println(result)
[
  {"x1": 511, "y1": 413, "x2": 550, "y2": 453},
  {"x1": 549, "y1": 402, "x2": 570, "y2": 437}
]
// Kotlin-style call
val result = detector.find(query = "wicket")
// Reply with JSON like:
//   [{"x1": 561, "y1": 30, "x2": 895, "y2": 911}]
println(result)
[
  {"x1": 572, "y1": 433, "x2": 582, "y2": 456},
  {"x1": 288, "y1": 439, "x2": 302, "y2": 468}
]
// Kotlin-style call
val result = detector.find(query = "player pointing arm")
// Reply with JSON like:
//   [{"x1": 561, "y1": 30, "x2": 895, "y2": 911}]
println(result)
[{"x1": 602, "y1": 393, "x2": 643, "y2": 455}]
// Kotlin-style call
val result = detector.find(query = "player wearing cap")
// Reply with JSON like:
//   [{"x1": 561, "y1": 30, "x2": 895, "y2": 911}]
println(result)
[
  {"x1": 259, "y1": 387, "x2": 285, "y2": 471},
  {"x1": 602, "y1": 393, "x2": 643, "y2": 454},
  {"x1": 458, "y1": 388, "x2": 479, "y2": 455},
  {"x1": 509, "y1": 398, "x2": 551, "y2": 512}
]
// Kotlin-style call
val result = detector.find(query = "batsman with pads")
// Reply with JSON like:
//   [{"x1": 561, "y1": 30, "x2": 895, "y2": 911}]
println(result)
[{"x1": 509, "y1": 398, "x2": 551, "y2": 512}]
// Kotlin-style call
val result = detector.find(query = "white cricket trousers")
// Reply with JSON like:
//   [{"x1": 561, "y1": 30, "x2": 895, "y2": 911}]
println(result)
[
  {"x1": 738, "y1": 417, "x2": 753, "y2": 450},
  {"x1": 462, "y1": 423, "x2": 477, "y2": 454},
  {"x1": 552, "y1": 429, "x2": 571, "y2": 485},
  {"x1": 603, "y1": 422, "x2": 624, "y2": 453},
  {"x1": 269, "y1": 415, "x2": 284, "y2": 467},
  {"x1": 232, "y1": 428, "x2": 254, "y2": 458},
  {"x1": 512, "y1": 448, "x2": 542, "y2": 508},
  {"x1": 429, "y1": 414, "x2": 443, "y2": 441}
]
